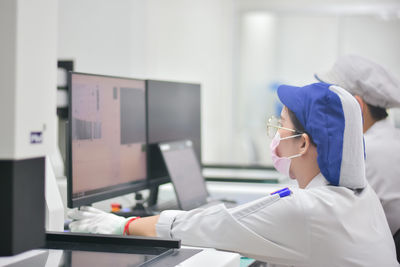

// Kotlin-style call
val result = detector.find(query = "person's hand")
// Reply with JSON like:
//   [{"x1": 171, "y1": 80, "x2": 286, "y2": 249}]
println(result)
[{"x1": 68, "y1": 206, "x2": 133, "y2": 235}]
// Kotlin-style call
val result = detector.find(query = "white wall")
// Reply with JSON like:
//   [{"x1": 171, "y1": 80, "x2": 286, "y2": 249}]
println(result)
[
  {"x1": 340, "y1": 16, "x2": 400, "y2": 76},
  {"x1": 58, "y1": 0, "x2": 236, "y2": 163},
  {"x1": 141, "y1": 0, "x2": 235, "y2": 164},
  {"x1": 233, "y1": 13, "x2": 278, "y2": 165},
  {"x1": 58, "y1": 0, "x2": 135, "y2": 77},
  {"x1": 232, "y1": 1, "x2": 400, "y2": 166},
  {"x1": 275, "y1": 16, "x2": 339, "y2": 85},
  {"x1": 236, "y1": 0, "x2": 400, "y2": 84}
]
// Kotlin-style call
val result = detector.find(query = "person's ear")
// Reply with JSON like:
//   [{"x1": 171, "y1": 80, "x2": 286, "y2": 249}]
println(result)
[
  {"x1": 298, "y1": 133, "x2": 310, "y2": 155},
  {"x1": 354, "y1": 95, "x2": 365, "y2": 113}
]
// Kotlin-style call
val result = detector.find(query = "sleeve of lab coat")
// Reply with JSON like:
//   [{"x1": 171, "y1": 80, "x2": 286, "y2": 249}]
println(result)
[{"x1": 156, "y1": 192, "x2": 310, "y2": 265}]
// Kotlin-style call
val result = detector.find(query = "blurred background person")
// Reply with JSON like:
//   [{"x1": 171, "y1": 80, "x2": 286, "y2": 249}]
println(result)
[{"x1": 315, "y1": 54, "x2": 400, "y2": 239}]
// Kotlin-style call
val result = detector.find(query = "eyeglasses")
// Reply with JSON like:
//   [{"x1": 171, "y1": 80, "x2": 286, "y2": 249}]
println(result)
[{"x1": 266, "y1": 115, "x2": 303, "y2": 139}]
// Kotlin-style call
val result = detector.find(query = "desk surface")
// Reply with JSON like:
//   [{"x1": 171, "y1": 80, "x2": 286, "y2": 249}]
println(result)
[
  {"x1": 180, "y1": 247, "x2": 240, "y2": 267},
  {"x1": 0, "y1": 247, "x2": 240, "y2": 267}
]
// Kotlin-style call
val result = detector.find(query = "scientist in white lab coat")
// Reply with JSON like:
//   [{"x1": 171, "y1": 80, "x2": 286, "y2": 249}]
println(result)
[
  {"x1": 315, "y1": 55, "x2": 400, "y2": 238},
  {"x1": 69, "y1": 83, "x2": 398, "y2": 266}
]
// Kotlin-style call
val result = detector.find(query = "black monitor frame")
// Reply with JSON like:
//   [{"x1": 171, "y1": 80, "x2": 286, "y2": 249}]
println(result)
[{"x1": 67, "y1": 72, "x2": 148, "y2": 208}]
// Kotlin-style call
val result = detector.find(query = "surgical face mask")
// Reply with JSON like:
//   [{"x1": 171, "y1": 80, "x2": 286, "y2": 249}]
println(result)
[{"x1": 270, "y1": 132, "x2": 302, "y2": 177}]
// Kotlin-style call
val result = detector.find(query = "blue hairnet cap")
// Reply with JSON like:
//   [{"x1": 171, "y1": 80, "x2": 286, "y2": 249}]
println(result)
[{"x1": 277, "y1": 82, "x2": 366, "y2": 188}]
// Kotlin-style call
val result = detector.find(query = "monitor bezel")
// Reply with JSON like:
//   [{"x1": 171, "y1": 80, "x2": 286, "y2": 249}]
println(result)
[{"x1": 67, "y1": 71, "x2": 148, "y2": 208}]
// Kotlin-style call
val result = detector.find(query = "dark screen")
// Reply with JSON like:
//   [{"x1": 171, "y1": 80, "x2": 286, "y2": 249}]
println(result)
[
  {"x1": 146, "y1": 80, "x2": 201, "y2": 181},
  {"x1": 120, "y1": 88, "x2": 146, "y2": 144},
  {"x1": 160, "y1": 140, "x2": 208, "y2": 210}
]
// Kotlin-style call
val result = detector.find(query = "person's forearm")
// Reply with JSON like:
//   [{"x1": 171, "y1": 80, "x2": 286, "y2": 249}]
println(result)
[{"x1": 128, "y1": 215, "x2": 160, "y2": 236}]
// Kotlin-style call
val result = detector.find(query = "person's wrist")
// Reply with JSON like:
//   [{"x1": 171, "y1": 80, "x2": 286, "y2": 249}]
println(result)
[
  {"x1": 123, "y1": 216, "x2": 141, "y2": 235},
  {"x1": 114, "y1": 216, "x2": 135, "y2": 235}
]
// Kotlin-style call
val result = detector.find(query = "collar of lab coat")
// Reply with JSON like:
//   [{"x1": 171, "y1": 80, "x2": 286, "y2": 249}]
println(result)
[
  {"x1": 364, "y1": 118, "x2": 393, "y2": 138},
  {"x1": 305, "y1": 172, "x2": 329, "y2": 189}
]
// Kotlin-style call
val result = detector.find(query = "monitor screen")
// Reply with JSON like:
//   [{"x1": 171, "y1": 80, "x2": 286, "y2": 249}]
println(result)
[
  {"x1": 159, "y1": 140, "x2": 208, "y2": 211},
  {"x1": 146, "y1": 80, "x2": 201, "y2": 183},
  {"x1": 68, "y1": 72, "x2": 147, "y2": 207}
]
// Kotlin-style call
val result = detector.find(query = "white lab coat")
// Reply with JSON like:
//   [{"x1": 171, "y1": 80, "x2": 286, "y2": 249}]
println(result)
[
  {"x1": 156, "y1": 173, "x2": 398, "y2": 266},
  {"x1": 364, "y1": 118, "x2": 400, "y2": 235}
]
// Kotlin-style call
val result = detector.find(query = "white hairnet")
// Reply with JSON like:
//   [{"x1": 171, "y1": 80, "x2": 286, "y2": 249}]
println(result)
[{"x1": 314, "y1": 55, "x2": 400, "y2": 109}]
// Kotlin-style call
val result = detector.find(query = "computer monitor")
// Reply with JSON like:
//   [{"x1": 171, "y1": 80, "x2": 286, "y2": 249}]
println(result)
[
  {"x1": 67, "y1": 72, "x2": 147, "y2": 208},
  {"x1": 146, "y1": 80, "x2": 201, "y2": 186}
]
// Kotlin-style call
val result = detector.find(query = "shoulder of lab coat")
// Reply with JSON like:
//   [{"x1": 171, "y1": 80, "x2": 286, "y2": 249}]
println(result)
[{"x1": 364, "y1": 118, "x2": 400, "y2": 234}]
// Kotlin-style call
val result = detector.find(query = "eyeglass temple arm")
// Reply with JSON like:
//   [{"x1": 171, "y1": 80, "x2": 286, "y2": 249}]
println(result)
[
  {"x1": 280, "y1": 134, "x2": 303, "y2": 140},
  {"x1": 267, "y1": 124, "x2": 299, "y2": 133}
]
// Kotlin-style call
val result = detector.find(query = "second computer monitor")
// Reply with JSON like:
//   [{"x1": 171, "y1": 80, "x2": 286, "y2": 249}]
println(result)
[
  {"x1": 146, "y1": 80, "x2": 201, "y2": 181},
  {"x1": 68, "y1": 72, "x2": 147, "y2": 207}
]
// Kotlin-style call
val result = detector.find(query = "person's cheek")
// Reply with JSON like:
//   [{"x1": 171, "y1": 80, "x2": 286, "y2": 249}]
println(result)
[{"x1": 276, "y1": 142, "x2": 285, "y2": 157}]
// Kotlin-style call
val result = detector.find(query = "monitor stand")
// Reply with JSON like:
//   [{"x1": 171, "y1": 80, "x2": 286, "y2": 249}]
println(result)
[{"x1": 148, "y1": 186, "x2": 159, "y2": 207}]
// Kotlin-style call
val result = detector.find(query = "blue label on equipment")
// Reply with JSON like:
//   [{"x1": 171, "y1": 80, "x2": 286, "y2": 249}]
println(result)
[{"x1": 30, "y1": 132, "x2": 43, "y2": 144}]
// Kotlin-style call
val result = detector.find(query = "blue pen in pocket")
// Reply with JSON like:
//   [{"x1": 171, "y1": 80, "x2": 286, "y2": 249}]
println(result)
[{"x1": 270, "y1": 187, "x2": 292, "y2": 198}]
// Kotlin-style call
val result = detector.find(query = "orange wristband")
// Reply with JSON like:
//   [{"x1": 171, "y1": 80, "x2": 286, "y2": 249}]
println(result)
[{"x1": 123, "y1": 217, "x2": 141, "y2": 235}]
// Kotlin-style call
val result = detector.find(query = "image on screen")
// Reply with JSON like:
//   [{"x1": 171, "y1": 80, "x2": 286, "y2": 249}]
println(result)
[{"x1": 68, "y1": 73, "x2": 146, "y2": 207}]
